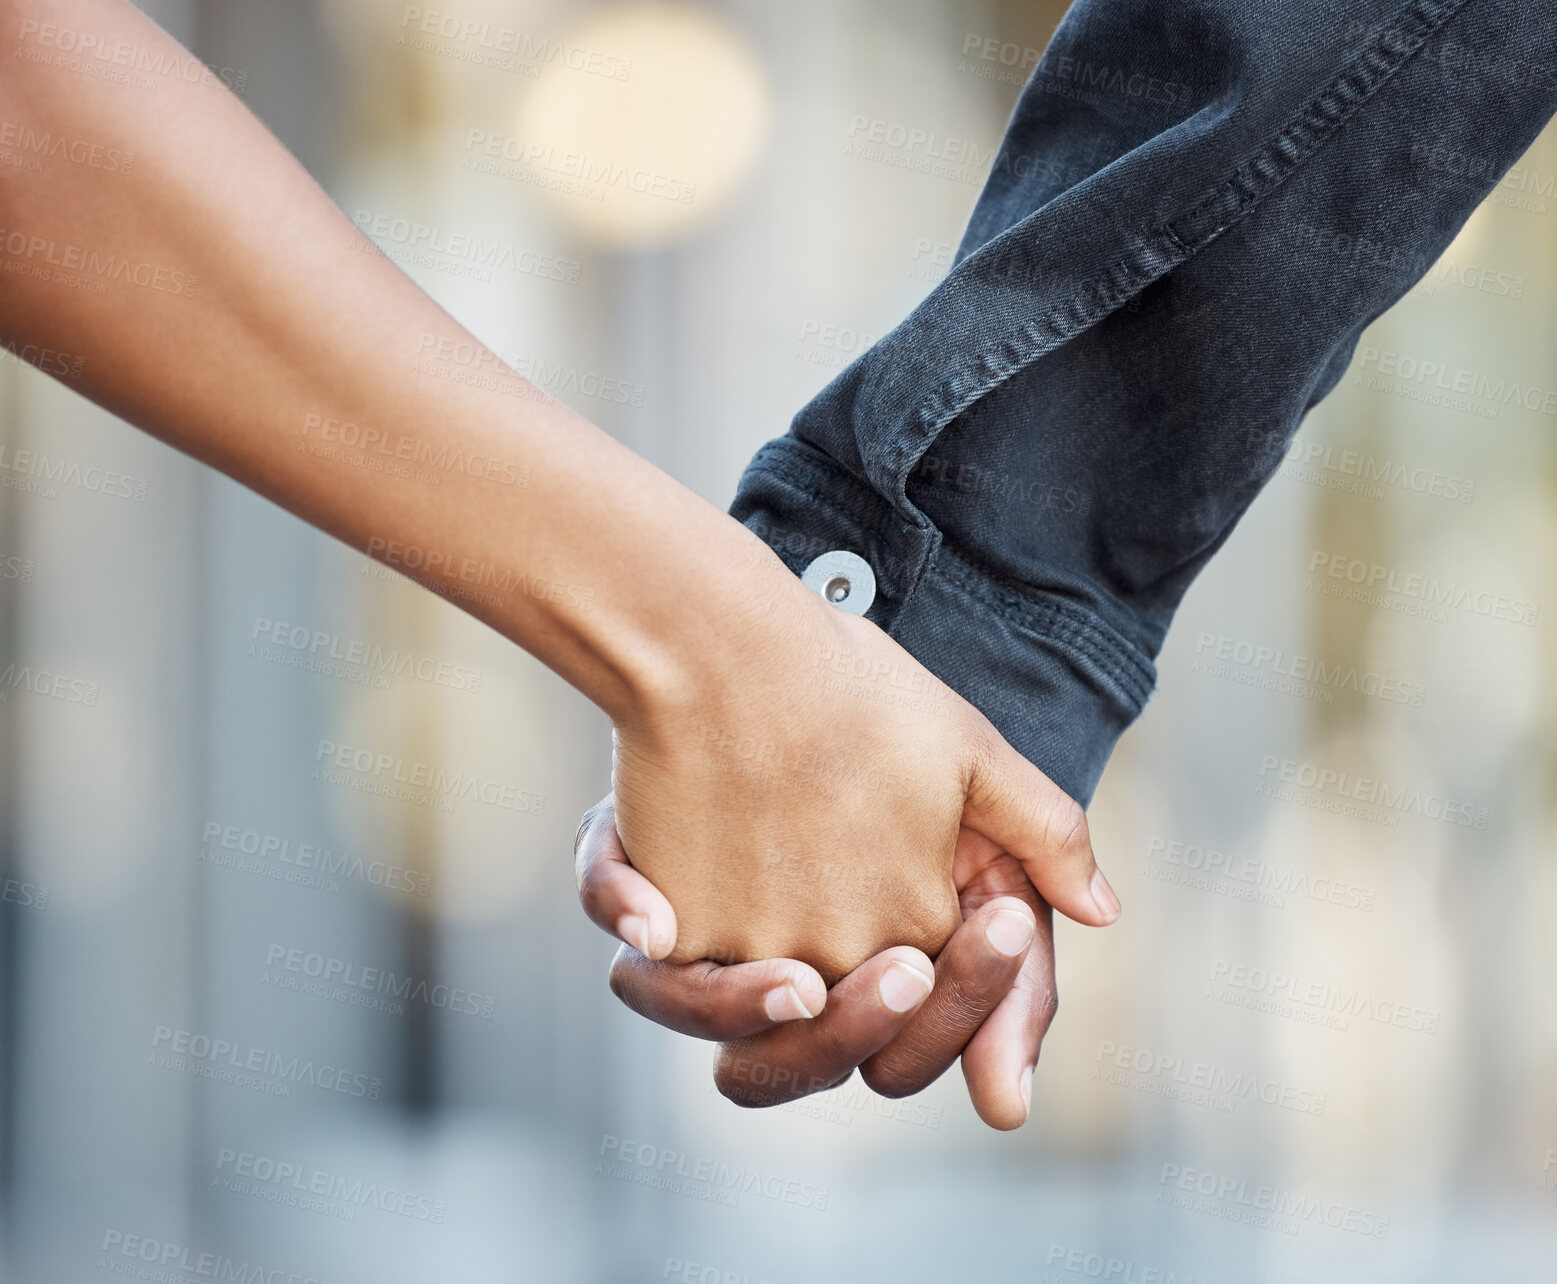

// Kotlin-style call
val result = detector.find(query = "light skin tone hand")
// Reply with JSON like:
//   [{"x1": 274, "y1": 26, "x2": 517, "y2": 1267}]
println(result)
[
  {"x1": 0, "y1": 0, "x2": 1119, "y2": 983},
  {"x1": 578, "y1": 800, "x2": 1060, "y2": 1129},
  {"x1": 612, "y1": 587, "x2": 1117, "y2": 982}
]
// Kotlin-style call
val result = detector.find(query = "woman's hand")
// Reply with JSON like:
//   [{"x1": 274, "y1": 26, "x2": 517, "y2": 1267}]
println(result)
[{"x1": 609, "y1": 539, "x2": 1117, "y2": 983}]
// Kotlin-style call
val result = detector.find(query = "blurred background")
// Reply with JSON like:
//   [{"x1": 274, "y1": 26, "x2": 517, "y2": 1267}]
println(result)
[{"x1": 1, "y1": 0, "x2": 1555, "y2": 1279}]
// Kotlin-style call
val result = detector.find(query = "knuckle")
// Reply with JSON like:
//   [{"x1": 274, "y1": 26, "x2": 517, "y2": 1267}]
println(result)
[
  {"x1": 862, "y1": 1049, "x2": 940, "y2": 1099},
  {"x1": 860, "y1": 1057, "x2": 920, "y2": 1099},
  {"x1": 1044, "y1": 795, "x2": 1090, "y2": 858},
  {"x1": 714, "y1": 1048, "x2": 822, "y2": 1109},
  {"x1": 729, "y1": 1079, "x2": 808, "y2": 1108},
  {"x1": 575, "y1": 870, "x2": 606, "y2": 917},
  {"x1": 864, "y1": 1003, "x2": 978, "y2": 1099},
  {"x1": 607, "y1": 956, "x2": 639, "y2": 1010},
  {"x1": 572, "y1": 803, "x2": 604, "y2": 862},
  {"x1": 716, "y1": 1079, "x2": 774, "y2": 1109},
  {"x1": 938, "y1": 976, "x2": 997, "y2": 1028},
  {"x1": 963, "y1": 720, "x2": 1004, "y2": 791}
]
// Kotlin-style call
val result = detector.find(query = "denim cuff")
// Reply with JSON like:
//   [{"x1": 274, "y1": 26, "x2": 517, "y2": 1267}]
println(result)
[{"x1": 732, "y1": 437, "x2": 1155, "y2": 807}]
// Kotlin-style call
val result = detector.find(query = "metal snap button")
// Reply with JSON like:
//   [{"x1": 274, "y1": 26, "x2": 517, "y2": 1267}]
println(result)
[{"x1": 801, "y1": 550, "x2": 876, "y2": 616}]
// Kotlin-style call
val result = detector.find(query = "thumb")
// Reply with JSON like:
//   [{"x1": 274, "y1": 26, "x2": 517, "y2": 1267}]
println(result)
[
  {"x1": 575, "y1": 798, "x2": 679, "y2": 959},
  {"x1": 961, "y1": 732, "x2": 1120, "y2": 928}
]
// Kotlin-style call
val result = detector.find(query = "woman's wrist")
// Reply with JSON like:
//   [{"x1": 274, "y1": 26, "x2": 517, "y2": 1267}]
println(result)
[{"x1": 561, "y1": 484, "x2": 817, "y2": 739}]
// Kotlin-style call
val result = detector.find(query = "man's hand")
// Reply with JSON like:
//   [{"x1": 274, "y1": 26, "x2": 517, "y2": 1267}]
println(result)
[
  {"x1": 578, "y1": 800, "x2": 1059, "y2": 1129},
  {"x1": 610, "y1": 543, "x2": 1117, "y2": 983}
]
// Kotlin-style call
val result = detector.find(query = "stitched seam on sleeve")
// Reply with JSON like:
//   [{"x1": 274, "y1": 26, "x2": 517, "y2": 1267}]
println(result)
[
  {"x1": 746, "y1": 446, "x2": 1157, "y2": 711},
  {"x1": 927, "y1": 544, "x2": 1157, "y2": 711},
  {"x1": 747, "y1": 440, "x2": 905, "y2": 546},
  {"x1": 883, "y1": 0, "x2": 1477, "y2": 482}
]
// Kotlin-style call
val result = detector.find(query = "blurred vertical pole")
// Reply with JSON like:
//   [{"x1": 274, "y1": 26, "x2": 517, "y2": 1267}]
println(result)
[
  {"x1": 189, "y1": 0, "x2": 438, "y2": 1120},
  {"x1": 187, "y1": 0, "x2": 423, "y2": 1180},
  {"x1": 0, "y1": 350, "x2": 20, "y2": 1242}
]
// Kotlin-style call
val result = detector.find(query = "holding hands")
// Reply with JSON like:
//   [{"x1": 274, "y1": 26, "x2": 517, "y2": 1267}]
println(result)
[{"x1": 578, "y1": 548, "x2": 1119, "y2": 1128}]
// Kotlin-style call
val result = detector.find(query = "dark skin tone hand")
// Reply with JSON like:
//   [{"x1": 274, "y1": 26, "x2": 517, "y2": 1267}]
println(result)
[{"x1": 577, "y1": 800, "x2": 1059, "y2": 1129}]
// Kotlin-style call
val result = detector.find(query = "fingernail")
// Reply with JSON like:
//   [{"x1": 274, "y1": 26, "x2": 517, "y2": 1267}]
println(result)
[
  {"x1": 1019, "y1": 1065, "x2": 1034, "y2": 1122},
  {"x1": 985, "y1": 907, "x2": 1036, "y2": 958},
  {"x1": 1090, "y1": 869, "x2": 1121, "y2": 923},
  {"x1": 878, "y1": 961, "x2": 933, "y2": 1013},
  {"x1": 616, "y1": 914, "x2": 651, "y2": 957},
  {"x1": 763, "y1": 984, "x2": 815, "y2": 1023}
]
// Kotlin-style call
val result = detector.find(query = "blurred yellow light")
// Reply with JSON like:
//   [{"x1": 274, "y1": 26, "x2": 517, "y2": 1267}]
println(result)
[{"x1": 514, "y1": 3, "x2": 769, "y2": 249}]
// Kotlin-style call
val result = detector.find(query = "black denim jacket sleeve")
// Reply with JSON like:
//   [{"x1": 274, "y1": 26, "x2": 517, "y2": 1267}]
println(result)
[{"x1": 730, "y1": 0, "x2": 1557, "y2": 805}]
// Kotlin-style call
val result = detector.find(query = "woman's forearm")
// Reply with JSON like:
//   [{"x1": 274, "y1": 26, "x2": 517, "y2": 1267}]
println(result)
[{"x1": 0, "y1": 0, "x2": 764, "y2": 728}]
